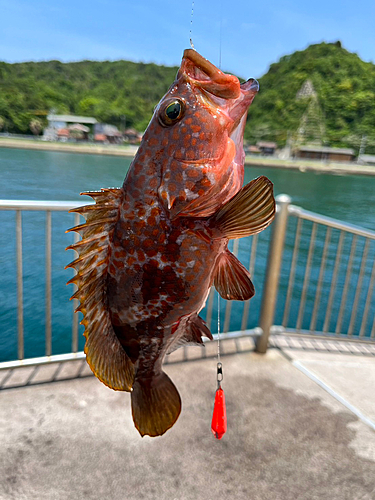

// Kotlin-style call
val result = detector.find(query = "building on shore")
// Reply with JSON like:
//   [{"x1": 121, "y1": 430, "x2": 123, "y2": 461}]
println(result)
[
  {"x1": 358, "y1": 154, "x2": 375, "y2": 166},
  {"x1": 296, "y1": 145, "x2": 355, "y2": 163},
  {"x1": 94, "y1": 124, "x2": 122, "y2": 144},
  {"x1": 123, "y1": 128, "x2": 142, "y2": 144},
  {"x1": 44, "y1": 114, "x2": 97, "y2": 141},
  {"x1": 256, "y1": 141, "x2": 277, "y2": 155},
  {"x1": 244, "y1": 145, "x2": 261, "y2": 155}
]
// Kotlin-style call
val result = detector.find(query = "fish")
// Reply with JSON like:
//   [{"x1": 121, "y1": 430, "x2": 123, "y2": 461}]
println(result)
[{"x1": 66, "y1": 49, "x2": 275, "y2": 437}]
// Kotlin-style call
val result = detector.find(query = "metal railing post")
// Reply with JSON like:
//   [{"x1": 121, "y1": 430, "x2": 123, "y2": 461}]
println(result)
[{"x1": 256, "y1": 194, "x2": 291, "y2": 353}]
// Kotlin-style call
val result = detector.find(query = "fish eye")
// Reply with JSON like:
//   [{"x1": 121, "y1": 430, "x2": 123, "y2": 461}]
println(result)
[{"x1": 159, "y1": 99, "x2": 185, "y2": 126}]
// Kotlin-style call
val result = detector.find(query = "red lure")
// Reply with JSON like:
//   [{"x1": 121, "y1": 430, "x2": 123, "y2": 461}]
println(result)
[{"x1": 211, "y1": 385, "x2": 227, "y2": 439}]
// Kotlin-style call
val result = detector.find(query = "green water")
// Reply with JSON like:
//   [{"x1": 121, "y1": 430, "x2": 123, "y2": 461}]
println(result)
[{"x1": 0, "y1": 147, "x2": 374, "y2": 361}]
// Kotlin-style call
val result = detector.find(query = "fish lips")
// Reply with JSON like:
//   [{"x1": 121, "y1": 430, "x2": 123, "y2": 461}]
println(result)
[
  {"x1": 180, "y1": 49, "x2": 241, "y2": 99},
  {"x1": 227, "y1": 79, "x2": 259, "y2": 164},
  {"x1": 180, "y1": 48, "x2": 259, "y2": 126},
  {"x1": 179, "y1": 49, "x2": 259, "y2": 163}
]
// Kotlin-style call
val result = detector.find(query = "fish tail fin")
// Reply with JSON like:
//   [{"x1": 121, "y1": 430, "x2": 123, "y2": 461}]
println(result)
[
  {"x1": 211, "y1": 176, "x2": 275, "y2": 239},
  {"x1": 66, "y1": 188, "x2": 134, "y2": 392},
  {"x1": 131, "y1": 372, "x2": 181, "y2": 437}
]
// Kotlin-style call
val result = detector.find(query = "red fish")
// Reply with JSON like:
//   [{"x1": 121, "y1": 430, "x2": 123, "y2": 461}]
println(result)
[{"x1": 66, "y1": 49, "x2": 275, "y2": 437}]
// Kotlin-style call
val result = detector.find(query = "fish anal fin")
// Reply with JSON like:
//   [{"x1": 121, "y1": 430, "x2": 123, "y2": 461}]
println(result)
[
  {"x1": 84, "y1": 316, "x2": 135, "y2": 391},
  {"x1": 166, "y1": 314, "x2": 213, "y2": 354},
  {"x1": 189, "y1": 314, "x2": 213, "y2": 341},
  {"x1": 66, "y1": 187, "x2": 134, "y2": 391},
  {"x1": 131, "y1": 372, "x2": 181, "y2": 437},
  {"x1": 211, "y1": 176, "x2": 275, "y2": 239},
  {"x1": 214, "y1": 250, "x2": 255, "y2": 301}
]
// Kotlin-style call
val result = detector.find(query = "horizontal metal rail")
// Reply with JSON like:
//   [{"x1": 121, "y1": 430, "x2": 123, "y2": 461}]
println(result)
[
  {"x1": 0, "y1": 200, "x2": 91, "y2": 211},
  {"x1": 289, "y1": 205, "x2": 375, "y2": 240},
  {"x1": 1, "y1": 196, "x2": 374, "y2": 372}
]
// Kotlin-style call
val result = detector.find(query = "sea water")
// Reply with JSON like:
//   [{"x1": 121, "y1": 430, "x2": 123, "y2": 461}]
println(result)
[{"x1": 0, "y1": 148, "x2": 374, "y2": 361}]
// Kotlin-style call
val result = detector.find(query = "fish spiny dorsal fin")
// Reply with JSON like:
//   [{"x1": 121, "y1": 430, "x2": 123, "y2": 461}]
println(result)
[
  {"x1": 214, "y1": 249, "x2": 255, "y2": 301},
  {"x1": 210, "y1": 176, "x2": 275, "y2": 239},
  {"x1": 66, "y1": 188, "x2": 135, "y2": 392}
]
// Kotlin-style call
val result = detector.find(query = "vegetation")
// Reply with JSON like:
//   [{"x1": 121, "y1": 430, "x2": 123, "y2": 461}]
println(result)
[
  {"x1": 0, "y1": 59, "x2": 178, "y2": 134},
  {"x1": 1, "y1": 42, "x2": 374, "y2": 153},
  {"x1": 245, "y1": 42, "x2": 375, "y2": 153}
]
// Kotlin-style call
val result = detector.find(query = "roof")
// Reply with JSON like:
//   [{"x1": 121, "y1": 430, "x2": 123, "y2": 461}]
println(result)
[
  {"x1": 124, "y1": 128, "x2": 140, "y2": 135},
  {"x1": 57, "y1": 128, "x2": 69, "y2": 137},
  {"x1": 257, "y1": 141, "x2": 277, "y2": 148},
  {"x1": 94, "y1": 134, "x2": 106, "y2": 141},
  {"x1": 102, "y1": 124, "x2": 121, "y2": 136},
  {"x1": 68, "y1": 124, "x2": 90, "y2": 133},
  {"x1": 47, "y1": 114, "x2": 97, "y2": 124},
  {"x1": 298, "y1": 145, "x2": 355, "y2": 155},
  {"x1": 358, "y1": 154, "x2": 375, "y2": 164}
]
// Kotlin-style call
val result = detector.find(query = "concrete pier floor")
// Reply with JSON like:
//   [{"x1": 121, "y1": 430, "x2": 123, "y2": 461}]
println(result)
[{"x1": 1, "y1": 336, "x2": 375, "y2": 500}]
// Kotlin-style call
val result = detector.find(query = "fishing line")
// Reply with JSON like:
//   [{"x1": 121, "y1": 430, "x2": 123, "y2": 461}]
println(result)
[
  {"x1": 189, "y1": 0, "x2": 195, "y2": 49},
  {"x1": 217, "y1": 292, "x2": 221, "y2": 365},
  {"x1": 218, "y1": 0, "x2": 223, "y2": 69}
]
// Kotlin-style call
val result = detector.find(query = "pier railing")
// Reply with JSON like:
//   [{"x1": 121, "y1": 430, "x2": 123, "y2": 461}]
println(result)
[{"x1": 0, "y1": 196, "x2": 374, "y2": 370}]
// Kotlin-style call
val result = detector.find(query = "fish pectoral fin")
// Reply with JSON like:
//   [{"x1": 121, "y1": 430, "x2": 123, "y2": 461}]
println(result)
[
  {"x1": 214, "y1": 250, "x2": 255, "y2": 301},
  {"x1": 166, "y1": 314, "x2": 213, "y2": 354},
  {"x1": 211, "y1": 176, "x2": 275, "y2": 239},
  {"x1": 131, "y1": 372, "x2": 181, "y2": 437}
]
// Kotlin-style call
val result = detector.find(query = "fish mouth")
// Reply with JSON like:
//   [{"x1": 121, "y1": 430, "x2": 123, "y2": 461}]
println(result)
[
  {"x1": 229, "y1": 78, "x2": 259, "y2": 164},
  {"x1": 180, "y1": 49, "x2": 241, "y2": 99},
  {"x1": 180, "y1": 49, "x2": 259, "y2": 111}
]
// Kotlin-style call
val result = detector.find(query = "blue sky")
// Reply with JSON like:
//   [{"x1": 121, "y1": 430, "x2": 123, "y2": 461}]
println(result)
[{"x1": 1, "y1": 0, "x2": 374, "y2": 78}]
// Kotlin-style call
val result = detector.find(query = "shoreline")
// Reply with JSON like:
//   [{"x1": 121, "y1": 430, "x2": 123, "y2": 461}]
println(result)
[{"x1": 1, "y1": 137, "x2": 375, "y2": 176}]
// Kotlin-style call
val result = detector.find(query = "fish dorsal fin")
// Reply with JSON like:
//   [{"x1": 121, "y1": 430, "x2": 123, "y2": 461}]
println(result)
[
  {"x1": 211, "y1": 176, "x2": 275, "y2": 239},
  {"x1": 66, "y1": 188, "x2": 135, "y2": 391},
  {"x1": 166, "y1": 314, "x2": 213, "y2": 354},
  {"x1": 214, "y1": 249, "x2": 255, "y2": 300}
]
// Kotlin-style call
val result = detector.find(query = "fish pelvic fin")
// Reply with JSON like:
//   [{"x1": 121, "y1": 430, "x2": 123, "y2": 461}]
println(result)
[
  {"x1": 131, "y1": 372, "x2": 182, "y2": 437},
  {"x1": 214, "y1": 249, "x2": 255, "y2": 301},
  {"x1": 210, "y1": 176, "x2": 275, "y2": 239},
  {"x1": 166, "y1": 314, "x2": 213, "y2": 354},
  {"x1": 66, "y1": 188, "x2": 135, "y2": 392}
]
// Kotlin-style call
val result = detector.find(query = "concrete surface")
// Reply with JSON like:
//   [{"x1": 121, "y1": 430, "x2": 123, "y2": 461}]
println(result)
[{"x1": 1, "y1": 338, "x2": 375, "y2": 500}]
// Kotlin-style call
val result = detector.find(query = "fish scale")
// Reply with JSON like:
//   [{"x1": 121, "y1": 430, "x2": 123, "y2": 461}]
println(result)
[{"x1": 66, "y1": 49, "x2": 276, "y2": 437}]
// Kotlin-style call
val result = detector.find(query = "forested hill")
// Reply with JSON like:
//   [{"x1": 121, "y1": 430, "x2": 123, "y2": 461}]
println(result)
[
  {"x1": 245, "y1": 42, "x2": 375, "y2": 152},
  {"x1": 1, "y1": 42, "x2": 375, "y2": 152},
  {"x1": 0, "y1": 59, "x2": 179, "y2": 133}
]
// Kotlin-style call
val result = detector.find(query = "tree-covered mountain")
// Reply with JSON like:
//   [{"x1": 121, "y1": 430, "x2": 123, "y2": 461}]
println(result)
[
  {"x1": 245, "y1": 42, "x2": 375, "y2": 153},
  {"x1": 1, "y1": 42, "x2": 374, "y2": 153},
  {"x1": 0, "y1": 59, "x2": 178, "y2": 133}
]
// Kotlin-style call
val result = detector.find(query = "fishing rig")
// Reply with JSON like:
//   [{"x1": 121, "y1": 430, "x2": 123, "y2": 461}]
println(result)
[
  {"x1": 211, "y1": 296, "x2": 227, "y2": 440},
  {"x1": 189, "y1": 0, "x2": 227, "y2": 440}
]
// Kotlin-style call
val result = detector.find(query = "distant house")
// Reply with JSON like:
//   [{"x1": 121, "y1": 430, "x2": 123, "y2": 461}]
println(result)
[
  {"x1": 47, "y1": 114, "x2": 97, "y2": 128},
  {"x1": 67, "y1": 123, "x2": 90, "y2": 141},
  {"x1": 257, "y1": 141, "x2": 277, "y2": 156},
  {"x1": 57, "y1": 128, "x2": 70, "y2": 141},
  {"x1": 123, "y1": 128, "x2": 142, "y2": 144},
  {"x1": 94, "y1": 124, "x2": 122, "y2": 144},
  {"x1": 244, "y1": 145, "x2": 261, "y2": 155},
  {"x1": 44, "y1": 114, "x2": 97, "y2": 141},
  {"x1": 358, "y1": 154, "x2": 375, "y2": 166},
  {"x1": 296, "y1": 145, "x2": 355, "y2": 163}
]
